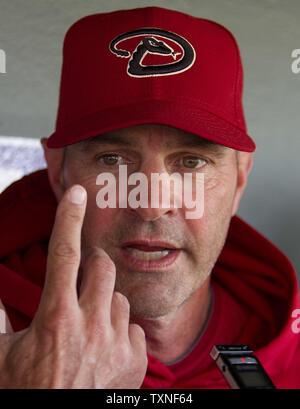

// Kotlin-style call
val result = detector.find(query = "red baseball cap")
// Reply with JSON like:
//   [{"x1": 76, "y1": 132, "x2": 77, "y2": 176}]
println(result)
[{"x1": 47, "y1": 7, "x2": 256, "y2": 152}]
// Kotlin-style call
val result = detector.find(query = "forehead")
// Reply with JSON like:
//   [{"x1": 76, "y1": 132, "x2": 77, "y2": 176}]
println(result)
[{"x1": 72, "y1": 124, "x2": 225, "y2": 153}]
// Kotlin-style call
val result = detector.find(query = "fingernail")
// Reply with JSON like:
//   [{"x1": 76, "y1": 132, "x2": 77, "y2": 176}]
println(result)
[{"x1": 69, "y1": 185, "x2": 86, "y2": 204}]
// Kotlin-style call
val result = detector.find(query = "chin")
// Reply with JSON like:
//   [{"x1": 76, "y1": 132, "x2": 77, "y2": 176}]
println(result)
[
  {"x1": 129, "y1": 303, "x2": 173, "y2": 320},
  {"x1": 124, "y1": 285, "x2": 188, "y2": 320}
]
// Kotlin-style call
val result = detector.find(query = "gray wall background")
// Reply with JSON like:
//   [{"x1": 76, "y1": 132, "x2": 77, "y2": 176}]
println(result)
[{"x1": 0, "y1": 0, "x2": 299, "y2": 277}]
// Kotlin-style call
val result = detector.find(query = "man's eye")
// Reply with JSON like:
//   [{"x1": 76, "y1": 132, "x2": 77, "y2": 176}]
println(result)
[
  {"x1": 181, "y1": 156, "x2": 206, "y2": 169},
  {"x1": 98, "y1": 154, "x2": 120, "y2": 166}
]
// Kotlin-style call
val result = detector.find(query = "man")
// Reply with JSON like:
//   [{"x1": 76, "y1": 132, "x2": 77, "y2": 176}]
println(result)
[{"x1": 0, "y1": 7, "x2": 299, "y2": 389}]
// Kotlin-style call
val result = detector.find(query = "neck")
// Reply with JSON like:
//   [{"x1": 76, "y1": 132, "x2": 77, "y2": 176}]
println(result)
[{"x1": 131, "y1": 278, "x2": 212, "y2": 363}]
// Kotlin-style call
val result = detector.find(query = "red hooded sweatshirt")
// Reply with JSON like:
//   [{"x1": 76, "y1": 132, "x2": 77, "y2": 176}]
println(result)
[{"x1": 0, "y1": 169, "x2": 299, "y2": 389}]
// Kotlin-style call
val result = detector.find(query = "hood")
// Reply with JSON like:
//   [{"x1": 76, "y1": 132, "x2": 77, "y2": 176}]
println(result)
[{"x1": 0, "y1": 169, "x2": 299, "y2": 388}]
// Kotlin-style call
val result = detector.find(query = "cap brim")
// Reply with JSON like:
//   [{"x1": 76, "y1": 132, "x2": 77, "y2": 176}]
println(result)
[{"x1": 47, "y1": 99, "x2": 256, "y2": 152}]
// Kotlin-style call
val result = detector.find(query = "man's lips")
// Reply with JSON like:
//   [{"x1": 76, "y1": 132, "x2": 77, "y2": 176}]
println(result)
[
  {"x1": 119, "y1": 240, "x2": 181, "y2": 269},
  {"x1": 121, "y1": 240, "x2": 178, "y2": 251}
]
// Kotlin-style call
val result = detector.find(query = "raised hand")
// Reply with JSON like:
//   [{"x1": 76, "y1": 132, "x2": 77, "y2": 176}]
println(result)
[{"x1": 0, "y1": 185, "x2": 147, "y2": 388}]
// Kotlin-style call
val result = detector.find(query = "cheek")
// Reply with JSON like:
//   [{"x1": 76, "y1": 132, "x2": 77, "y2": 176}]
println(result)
[
  {"x1": 205, "y1": 169, "x2": 237, "y2": 213},
  {"x1": 83, "y1": 206, "x2": 118, "y2": 247},
  {"x1": 84, "y1": 185, "x2": 119, "y2": 244},
  {"x1": 186, "y1": 172, "x2": 237, "y2": 246},
  {"x1": 63, "y1": 163, "x2": 97, "y2": 189}
]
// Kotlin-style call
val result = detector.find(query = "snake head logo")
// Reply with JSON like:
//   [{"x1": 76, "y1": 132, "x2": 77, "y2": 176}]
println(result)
[
  {"x1": 109, "y1": 28, "x2": 196, "y2": 77},
  {"x1": 142, "y1": 37, "x2": 180, "y2": 60}
]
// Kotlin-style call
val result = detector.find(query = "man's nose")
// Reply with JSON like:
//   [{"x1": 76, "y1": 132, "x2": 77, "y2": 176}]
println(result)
[{"x1": 126, "y1": 159, "x2": 179, "y2": 222}]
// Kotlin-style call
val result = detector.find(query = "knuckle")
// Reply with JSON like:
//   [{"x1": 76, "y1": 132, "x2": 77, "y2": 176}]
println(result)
[
  {"x1": 38, "y1": 301, "x2": 74, "y2": 334},
  {"x1": 85, "y1": 248, "x2": 116, "y2": 275},
  {"x1": 119, "y1": 341, "x2": 131, "y2": 360},
  {"x1": 86, "y1": 321, "x2": 110, "y2": 345},
  {"x1": 113, "y1": 292, "x2": 130, "y2": 311},
  {"x1": 58, "y1": 206, "x2": 82, "y2": 225},
  {"x1": 130, "y1": 323, "x2": 146, "y2": 339},
  {"x1": 96, "y1": 255, "x2": 115, "y2": 276},
  {"x1": 51, "y1": 241, "x2": 78, "y2": 261}
]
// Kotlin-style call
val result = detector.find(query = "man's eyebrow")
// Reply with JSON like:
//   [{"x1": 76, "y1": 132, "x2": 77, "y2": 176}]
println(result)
[
  {"x1": 76, "y1": 131, "x2": 226, "y2": 153},
  {"x1": 76, "y1": 134, "x2": 132, "y2": 150},
  {"x1": 165, "y1": 134, "x2": 225, "y2": 152}
]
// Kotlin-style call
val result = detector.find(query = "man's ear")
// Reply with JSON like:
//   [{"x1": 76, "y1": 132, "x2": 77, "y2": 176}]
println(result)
[
  {"x1": 231, "y1": 152, "x2": 253, "y2": 216},
  {"x1": 41, "y1": 138, "x2": 65, "y2": 201}
]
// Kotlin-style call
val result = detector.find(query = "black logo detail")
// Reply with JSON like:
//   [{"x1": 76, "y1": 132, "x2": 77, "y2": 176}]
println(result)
[{"x1": 109, "y1": 28, "x2": 196, "y2": 77}]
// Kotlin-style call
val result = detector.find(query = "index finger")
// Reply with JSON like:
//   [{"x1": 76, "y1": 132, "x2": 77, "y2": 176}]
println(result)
[{"x1": 42, "y1": 184, "x2": 87, "y2": 305}]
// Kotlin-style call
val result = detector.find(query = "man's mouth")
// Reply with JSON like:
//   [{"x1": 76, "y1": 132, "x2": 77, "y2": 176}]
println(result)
[
  {"x1": 124, "y1": 245, "x2": 173, "y2": 261},
  {"x1": 120, "y1": 240, "x2": 179, "y2": 265}
]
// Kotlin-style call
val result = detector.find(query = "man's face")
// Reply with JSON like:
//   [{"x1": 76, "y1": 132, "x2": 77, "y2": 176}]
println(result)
[{"x1": 53, "y1": 124, "x2": 247, "y2": 320}]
